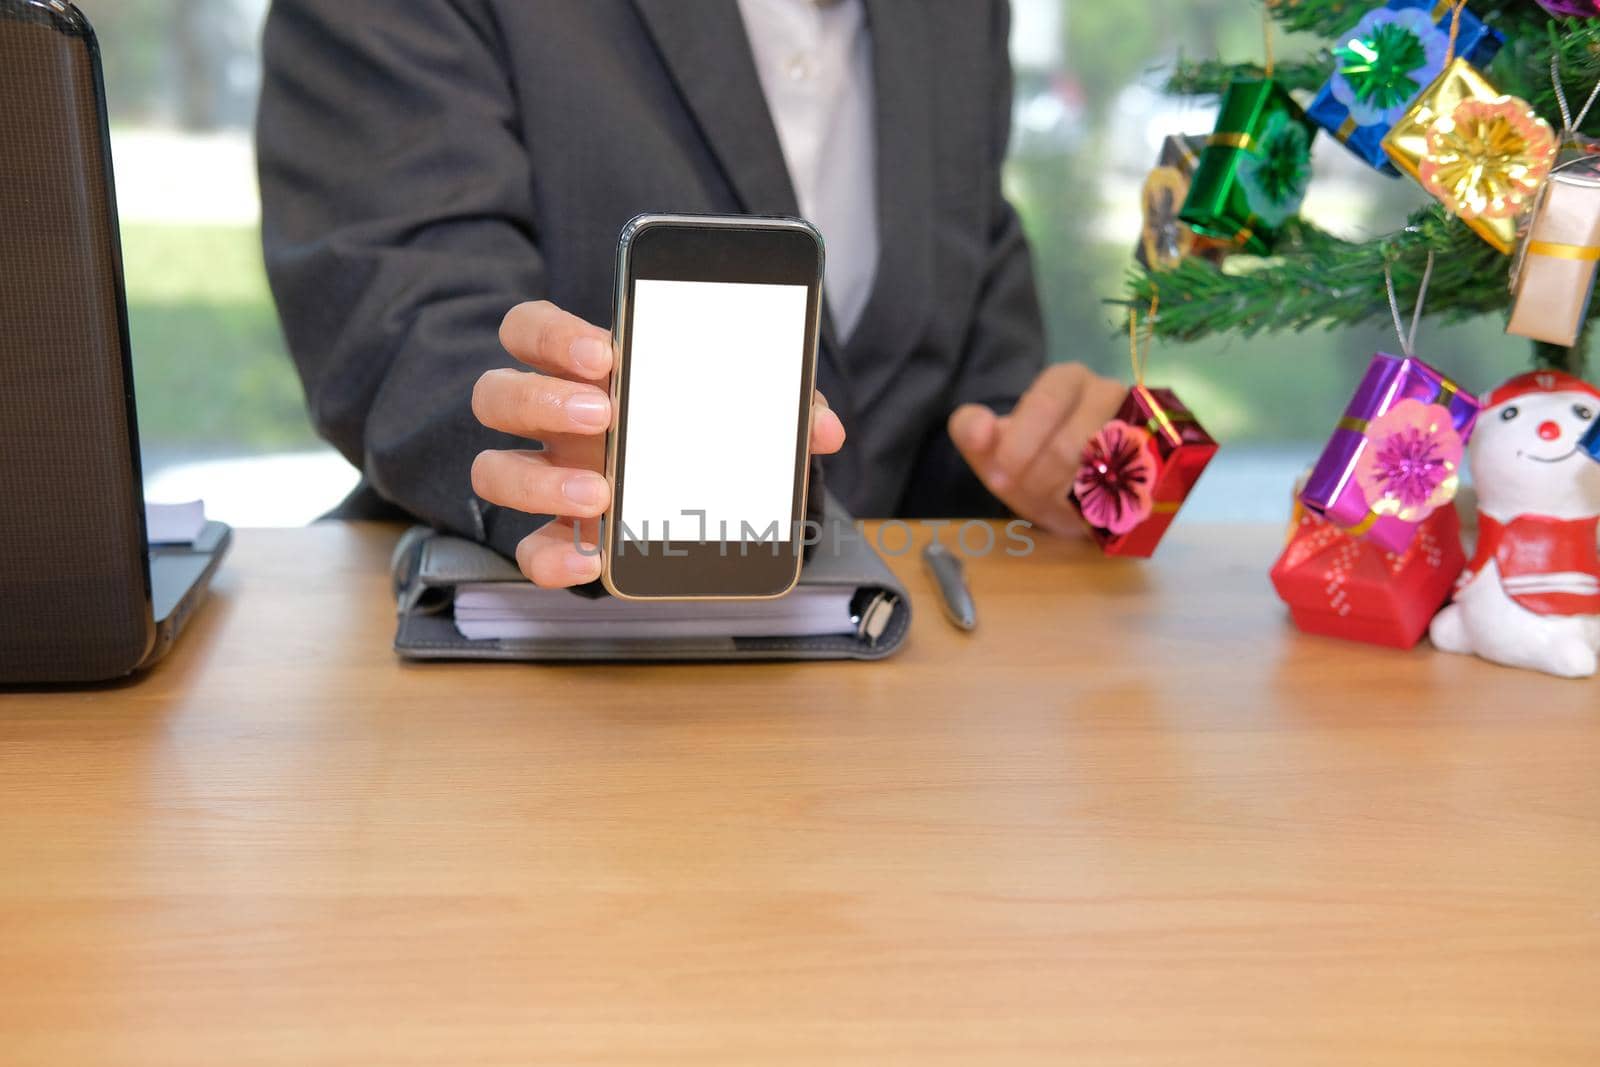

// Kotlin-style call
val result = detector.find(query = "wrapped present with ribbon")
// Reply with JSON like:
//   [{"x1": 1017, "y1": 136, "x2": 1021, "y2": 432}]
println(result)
[
  {"x1": 1179, "y1": 78, "x2": 1316, "y2": 256},
  {"x1": 1070, "y1": 386, "x2": 1219, "y2": 558},
  {"x1": 1135, "y1": 134, "x2": 1232, "y2": 273},
  {"x1": 1382, "y1": 58, "x2": 1558, "y2": 254},
  {"x1": 1309, "y1": 0, "x2": 1503, "y2": 175},
  {"x1": 1069, "y1": 301, "x2": 1219, "y2": 558},
  {"x1": 1270, "y1": 501, "x2": 1466, "y2": 649},
  {"x1": 1508, "y1": 156, "x2": 1600, "y2": 347},
  {"x1": 1301, "y1": 352, "x2": 1481, "y2": 554}
]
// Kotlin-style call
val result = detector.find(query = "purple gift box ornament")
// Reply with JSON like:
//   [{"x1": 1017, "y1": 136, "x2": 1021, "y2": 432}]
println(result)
[
  {"x1": 1301, "y1": 352, "x2": 1480, "y2": 554},
  {"x1": 1535, "y1": 1, "x2": 1600, "y2": 17}
]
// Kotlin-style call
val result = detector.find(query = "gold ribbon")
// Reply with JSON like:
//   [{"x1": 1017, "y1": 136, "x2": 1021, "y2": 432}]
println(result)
[
  {"x1": 1429, "y1": 0, "x2": 1454, "y2": 21},
  {"x1": 1527, "y1": 240, "x2": 1600, "y2": 262},
  {"x1": 1148, "y1": 410, "x2": 1197, "y2": 436},
  {"x1": 1336, "y1": 116, "x2": 1358, "y2": 144},
  {"x1": 1205, "y1": 212, "x2": 1265, "y2": 251},
  {"x1": 1208, "y1": 131, "x2": 1257, "y2": 152},
  {"x1": 1443, "y1": 0, "x2": 1468, "y2": 66},
  {"x1": 1137, "y1": 386, "x2": 1185, "y2": 448},
  {"x1": 1347, "y1": 511, "x2": 1382, "y2": 538},
  {"x1": 1339, "y1": 377, "x2": 1459, "y2": 439},
  {"x1": 1130, "y1": 299, "x2": 1156, "y2": 387},
  {"x1": 1129, "y1": 305, "x2": 1193, "y2": 451},
  {"x1": 1123, "y1": 304, "x2": 1191, "y2": 525},
  {"x1": 1263, "y1": 8, "x2": 1275, "y2": 81}
]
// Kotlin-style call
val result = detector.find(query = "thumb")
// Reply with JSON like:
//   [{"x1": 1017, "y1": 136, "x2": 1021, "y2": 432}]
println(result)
[{"x1": 948, "y1": 403, "x2": 999, "y2": 467}]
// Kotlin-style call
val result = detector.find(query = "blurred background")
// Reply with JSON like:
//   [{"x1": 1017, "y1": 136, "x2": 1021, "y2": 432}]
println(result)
[{"x1": 95, "y1": 0, "x2": 1536, "y2": 526}]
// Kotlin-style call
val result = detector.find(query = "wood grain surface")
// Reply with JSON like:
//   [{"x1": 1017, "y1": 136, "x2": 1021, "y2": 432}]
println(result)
[{"x1": 0, "y1": 521, "x2": 1596, "y2": 1066}]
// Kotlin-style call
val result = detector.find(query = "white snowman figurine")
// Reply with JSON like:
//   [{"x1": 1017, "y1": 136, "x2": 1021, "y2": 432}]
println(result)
[{"x1": 1430, "y1": 371, "x2": 1600, "y2": 678}]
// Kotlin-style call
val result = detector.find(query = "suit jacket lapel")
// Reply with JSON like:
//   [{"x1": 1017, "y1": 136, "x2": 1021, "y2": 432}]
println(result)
[
  {"x1": 629, "y1": 0, "x2": 800, "y2": 220},
  {"x1": 846, "y1": 0, "x2": 936, "y2": 410},
  {"x1": 630, "y1": 0, "x2": 939, "y2": 464},
  {"x1": 629, "y1": 0, "x2": 849, "y2": 410}
]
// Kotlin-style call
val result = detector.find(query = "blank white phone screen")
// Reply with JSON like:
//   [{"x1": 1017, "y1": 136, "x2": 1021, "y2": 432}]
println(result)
[{"x1": 621, "y1": 279, "x2": 810, "y2": 543}]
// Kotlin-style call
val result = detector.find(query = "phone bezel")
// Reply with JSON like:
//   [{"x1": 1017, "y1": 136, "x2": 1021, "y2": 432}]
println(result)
[{"x1": 602, "y1": 214, "x2": 825, "y2": 601}]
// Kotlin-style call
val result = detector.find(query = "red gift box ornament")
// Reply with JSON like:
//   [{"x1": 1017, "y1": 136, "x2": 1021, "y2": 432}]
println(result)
[
  {"x1": 1069, "y1": 300, "x2": 1219, "y2": 557},
  {"x1": 1270, "y1": 502, "x2": 1467, "y2": 649}
]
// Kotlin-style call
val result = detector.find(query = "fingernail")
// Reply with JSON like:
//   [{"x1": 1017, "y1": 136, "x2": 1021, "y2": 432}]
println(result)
[
  {"x1": 988, "y1": 469, "x2": 1010, "y2": 491},
  {"x1": 571, "y1": 337, "x2": 610, "y2": 377},
  {"x1": 566, "y1": 546, "x2": 601, "y2": 578},
  {"x1": 562, "y1": 472, "x2": 608, "y2": 508},
  {"x1": 566, "y1": 392, "x2": 610, "y2": 429}
]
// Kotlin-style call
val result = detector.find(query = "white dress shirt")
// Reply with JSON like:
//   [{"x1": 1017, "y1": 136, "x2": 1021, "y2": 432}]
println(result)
[{"x1": 736, "y1": 0, "x2": 879, "y2": 342}]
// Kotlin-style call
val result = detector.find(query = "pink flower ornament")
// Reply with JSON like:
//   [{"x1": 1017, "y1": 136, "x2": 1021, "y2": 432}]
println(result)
[
  {"x1": 1074, "y1": 420, "x2": 1157, "y2": 535},
  {"x1": 1354, "y1": 398, "x2": 1464, "y2": 523}
]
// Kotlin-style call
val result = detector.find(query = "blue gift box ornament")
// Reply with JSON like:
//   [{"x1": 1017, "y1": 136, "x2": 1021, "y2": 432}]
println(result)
[{"x1": 1308, "y1": 0, "x2": 1504, "y2": 175}]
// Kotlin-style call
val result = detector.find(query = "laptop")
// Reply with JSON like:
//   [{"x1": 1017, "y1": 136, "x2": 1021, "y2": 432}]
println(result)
[{"x1": 0, "y1": 0, "x2": 229, "y2": 685}]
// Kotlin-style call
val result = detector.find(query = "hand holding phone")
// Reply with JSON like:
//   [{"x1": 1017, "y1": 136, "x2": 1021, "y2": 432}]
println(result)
[
  {"x1": 471, "y1": 256, "x2": 844, "y2": 589},
  {"x1": 602, "y1": 215, "x2": 829, "y2": 599}
]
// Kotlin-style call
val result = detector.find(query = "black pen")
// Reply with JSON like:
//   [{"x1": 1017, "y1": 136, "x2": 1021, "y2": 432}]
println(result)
[{"x1": 921, "y1": 542, "x2": 976, "y2": 632}]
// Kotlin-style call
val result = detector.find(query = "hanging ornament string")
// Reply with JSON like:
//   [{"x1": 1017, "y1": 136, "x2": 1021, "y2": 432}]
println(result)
[
  {"x1": 1551, "y1": 52, "x2": 1600, "y2": 143},
  {"x1": 1442, "y1": 0, "x2": 1467, "y2": 67},
  {"x1": 1262, "y1": 8, "x2": 1276, "y2": 80},
  {"x1": 1130, "y1": 293, "x2": 1161, "y2": 387},
  {"x1": 1130, "y1": 293, "x2": 1186, "y2": 445},
  {"x1": 1384, "y1": 251, "x2": 1436, "y2": 359}
]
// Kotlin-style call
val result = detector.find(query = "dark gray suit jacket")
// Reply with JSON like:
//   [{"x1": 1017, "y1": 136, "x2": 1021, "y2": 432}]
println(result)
[{"x1": 257, "y1": 0, "x2": 1046, "y2": 558}]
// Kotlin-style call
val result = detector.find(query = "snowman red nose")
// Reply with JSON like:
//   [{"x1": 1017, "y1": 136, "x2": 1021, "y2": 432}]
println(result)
[{"x1": 1538, "y1": 420, "x2": 1562, "y2": 441}]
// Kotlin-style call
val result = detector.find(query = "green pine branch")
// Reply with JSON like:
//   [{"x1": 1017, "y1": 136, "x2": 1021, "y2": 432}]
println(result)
[
  {"x1": 1504, "y1": 20, "x2": 1600, "y2": 136},
  {"x1": 1136, "y1": 2, "x2": 1600, "y2": 375},
  {"x1": 1123, "y1": 205, "x2": 1503, "y2": 337}
]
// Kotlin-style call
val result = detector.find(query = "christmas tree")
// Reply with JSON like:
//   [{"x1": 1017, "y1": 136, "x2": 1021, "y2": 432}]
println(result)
[{"x1": 1128, "y1": 0, "x2": 1600, "y2": 376}]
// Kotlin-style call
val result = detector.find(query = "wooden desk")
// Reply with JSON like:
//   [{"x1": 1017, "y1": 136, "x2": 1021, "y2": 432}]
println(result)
[{"x1": 1, "y1": 523, "x2": 1596, "y2": 1065}]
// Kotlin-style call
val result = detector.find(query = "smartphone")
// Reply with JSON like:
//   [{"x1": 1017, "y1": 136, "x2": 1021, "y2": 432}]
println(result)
[{"x1": 602, "y1": 214, "x2": 825, "y2": 600}]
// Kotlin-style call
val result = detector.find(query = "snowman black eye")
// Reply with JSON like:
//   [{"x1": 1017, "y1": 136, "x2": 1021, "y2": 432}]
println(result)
[
  {"x1": 1500, "y1": 406, "x2": 1520, "y2": 421},
  {"x1": 1576, "y1": 404, "x2": 1595, "y2": 421}
]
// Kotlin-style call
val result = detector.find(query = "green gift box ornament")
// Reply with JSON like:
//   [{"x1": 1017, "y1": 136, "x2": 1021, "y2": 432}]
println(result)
[{"x1": 1180, "y1": 79, "x2": 1317, "y2": 255}]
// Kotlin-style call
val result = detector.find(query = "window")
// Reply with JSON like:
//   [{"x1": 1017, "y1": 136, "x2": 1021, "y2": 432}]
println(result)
[
  {"x1": 1005, "y1": 0, "x2": 1529, "y2": 521},
  {"x1": 92, "y1": 1, "x2": 1531, "y2": 529},
  {"x1": 93, "y1": 0, "x2": 358, "y2": 525}
]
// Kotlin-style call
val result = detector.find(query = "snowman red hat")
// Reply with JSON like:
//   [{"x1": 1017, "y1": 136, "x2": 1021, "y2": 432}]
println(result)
[{"x1": 1483, "y1": 370, "x2": 1600, "y2": 410}]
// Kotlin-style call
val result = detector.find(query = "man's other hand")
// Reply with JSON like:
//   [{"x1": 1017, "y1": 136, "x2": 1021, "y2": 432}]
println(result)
[
  {"x1": 471, "y1": 301, "x2": 847, "y2": 588},
  {"x1": 947, "y1": 363, "x2": 1127, "y2": 537}
]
